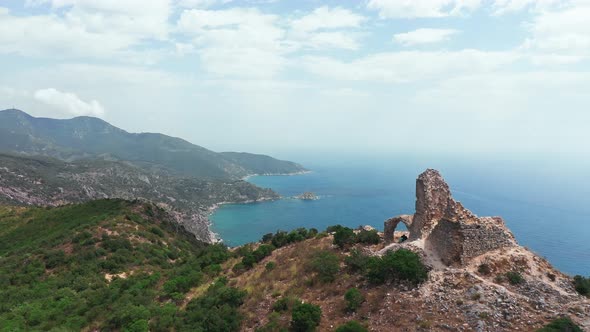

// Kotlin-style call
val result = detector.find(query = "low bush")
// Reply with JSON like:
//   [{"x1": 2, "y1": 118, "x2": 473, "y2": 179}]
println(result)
[
  {"x1": 537, "y1": 317, "x2": 582, "y2": 332},
  {"x1": 265, "y1": 261, "x2": 276, "y2": 271},
  {"x1": 335, "y1": 321, "x2": 368, "y2": 332},
  {"x1": 149, "y1": 227, "x2": 164, "y2": 238},
  {"x1": 291, "y1": 302, "x2": 321, "y2": 332},
  {"x1": 365, "y1": 249, "x2": 428, "y2": 286},
  {"x1": 333, "y1": 227, "x2": 355, "y2": 249},
  {"x1": 573, "y1": 275, "x2": 590, "y2": 297},
  {"x1": 355, "y1": 229, "x2": 380, "y2": 245},
  {"x1": 505, "y1": 271, "x2": 525, "y2": 285},
  {"x1": 272, "y1": 296, "x2": 299, "y2": 312},
  {"x1": 344, "y1": 249, "x2": 371, "y2": 273},
  {"x1": 308, "y1": 250, "x2": 340, "y2": 283},
  {"x1": 344, "y1": 288, "x2": 364, "y2": 312}
]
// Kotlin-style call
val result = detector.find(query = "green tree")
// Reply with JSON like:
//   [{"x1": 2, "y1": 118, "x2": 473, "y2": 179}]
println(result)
[{"x1": 291, "y1": 303, "x2": 321, "y2": 332}]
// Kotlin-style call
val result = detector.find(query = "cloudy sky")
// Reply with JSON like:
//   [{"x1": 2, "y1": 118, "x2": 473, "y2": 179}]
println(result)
[{"x1": 1, "y1": 0, "x2": 589, "y2": 157}]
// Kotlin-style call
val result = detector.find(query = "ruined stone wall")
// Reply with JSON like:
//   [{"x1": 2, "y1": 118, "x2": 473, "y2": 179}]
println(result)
[
  {"x1": 460, "y1": 222, "x2": 515, "y2": 261},
  {"x1": 427, "y1": 219, "x2": 516, "y2": 266},
  {"x1": 384, "y1": 215, "x2": 413, "y2": 243},
  {"x1": 427, "y1": 219, "x2": 464, "y2": 266}
]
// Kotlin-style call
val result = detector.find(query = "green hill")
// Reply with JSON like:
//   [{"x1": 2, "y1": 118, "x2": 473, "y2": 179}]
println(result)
[
  {"x1": 0, "y1": 200, "x2": 244, "y2": 331},
  {"x1": 0, "y1": 109, "x2": 306, "y2": 179},
  {"x1": 0, "y1": 200, "x2": 586, "y2": 331}
]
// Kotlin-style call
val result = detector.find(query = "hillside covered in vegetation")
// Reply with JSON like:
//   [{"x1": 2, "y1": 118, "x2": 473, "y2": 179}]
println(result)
[
  {"x1": 0, "y1": 109, "x2": 306, "y2": 180},
  {"x1": 1, "y1": 199, "x2": 588, "y2": 331}
]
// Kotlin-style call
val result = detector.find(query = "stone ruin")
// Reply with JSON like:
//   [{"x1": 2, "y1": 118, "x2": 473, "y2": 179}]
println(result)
[{"x1": 384, "y1": 169, "x2": 517, "y2": 266}]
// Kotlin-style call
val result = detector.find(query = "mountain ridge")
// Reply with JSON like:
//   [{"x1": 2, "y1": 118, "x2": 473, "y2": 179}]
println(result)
[
  {"x1": 0, "y1": 109, "x2": 307, "y2": 242},
  {"x1": 0, "y1": 109, "x2": 306, "y2": 180}
]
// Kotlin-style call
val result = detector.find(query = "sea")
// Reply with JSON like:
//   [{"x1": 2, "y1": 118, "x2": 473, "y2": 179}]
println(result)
[{"x1": 210, "y1": 153, "x2": 590, "y2": 276}]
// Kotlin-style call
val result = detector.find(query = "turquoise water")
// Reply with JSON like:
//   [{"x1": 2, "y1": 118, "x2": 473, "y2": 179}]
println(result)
[{"x1": 210, "y1": 156, "x2": 590, "y2": 276}]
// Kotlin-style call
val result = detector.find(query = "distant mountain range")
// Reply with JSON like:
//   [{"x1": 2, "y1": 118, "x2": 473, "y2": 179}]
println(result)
[
  {"x1": 0, "y1": 109, "x2": 306, "y2": 179},
  {"x1": 0, "y1": 109, "x2": 306, "y2": 242}
]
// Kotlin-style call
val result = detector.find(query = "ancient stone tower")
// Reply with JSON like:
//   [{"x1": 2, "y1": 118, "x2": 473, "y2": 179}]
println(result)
[{"x1": 384, "y1": 169, "x2": 517, "y2": 266}]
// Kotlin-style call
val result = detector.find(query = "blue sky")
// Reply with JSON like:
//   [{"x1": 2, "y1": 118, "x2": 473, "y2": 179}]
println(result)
[{"x1": 0, "y1": 0, "x2": 589, "y2": 157}]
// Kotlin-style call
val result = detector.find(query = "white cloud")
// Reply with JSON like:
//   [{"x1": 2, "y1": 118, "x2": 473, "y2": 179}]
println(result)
[
  {"x1": 177, "y1": 8, "x2": 287, "y2": 78},
  {"x1": 288, "y1": 7, "x2": 366, "y2": 50},
  {"x1": 367, "y1": 0, "x2": 481, "y2": 18},
  {"x1": 290, "y1": 7, "x2": 365, "y2": 33},
  {"x1": 178, "y1": 0, "x2": 232, "y2": 8},
  {"x1": 394, "y1": 28, "x2": 459, "y2": 46},
  {"x1": 302, "y1": 50, "x2": 519, "y2": 83},
  {"x1": 522, "y1": 2, "x2": 590, "y2": 56},
  {"x1": 491, "y1": 0, "x2": 564, "y2": 15},
  {"x1": 34, "y1": 88, "x2": 105, "y2": 117},
  {"x1": 0, "y1": 1, "x2": 172, "y2": 60}
]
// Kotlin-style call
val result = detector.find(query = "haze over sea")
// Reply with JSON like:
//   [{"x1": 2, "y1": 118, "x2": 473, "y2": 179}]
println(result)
[{"x1": 211, "y1": 153, "x2": 590, "y2": 276}]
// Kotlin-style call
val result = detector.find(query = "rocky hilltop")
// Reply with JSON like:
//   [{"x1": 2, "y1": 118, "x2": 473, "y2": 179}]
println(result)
[
  {"x1": 0, "y1": 169, "x2": 588, "y2": 331},
  {"x1": 226, "y1": 169, "x2": 589, "y2": 331}
]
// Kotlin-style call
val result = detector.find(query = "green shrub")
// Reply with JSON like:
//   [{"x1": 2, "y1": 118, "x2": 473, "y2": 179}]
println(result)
[
  {"x1": 365, "y1": 249, "x2": 428, "y2": 286},
  {"x1": 261, "y1": 233, "x2": 274, "y2": 243},
  {"x1": 573, "y1": 275, "x2": 590, "y2": 297},
  {"x1": 537, "y1": 317, "x2": 582, "y2": 332},
  {"x1": 44, "y1": 250, "x2": 66, "y2": 269},
  {"x1": 345, "y1": 249, "x2": 371, "y2": 273},
  {"x1": 287, "y1": 228, "x2": 307, "y2": 243},
  {"x1": 335, "y1": 321, "x2": 368, "y2": 332},
  {"x1": 308, "y1": 250, "x2": 340, "y2": 283},
  {"x1": 253, "y1": 244, "x2": 275, "y2": 262},
  {"x1": 242, "y1": 253, "x2": 257, "y2": 269},
  {"x1": 307, "y1": 228, "x2": 319, "y2": 238},
  {"x1": 344, "y1": 288, "x2": 364, "y2": 312},
  {"x1": 506, "y1": 271, "x2": 525, "y2": 285},
  {"x1": 333, "y1": 227, "x2": 355, "y2": 249},
  {"x1": 271, "y1": 231, "x2": 289, "y2": 248},
  {"x1": 272, "y1": 297, "x2": 299, "y2": 312},
  {"x1": 149, "y1": 227, "x2": 164, "y2": 238},
  {"x1": 355, "y1": 229, "x2": 380, "y2": 245},
  {"x1": 326, "y1": 225, "x2": 344, "y2": 233},
  {"x1": 291, "y1": 303, "x2": 321, "y2": 332},
  {"x1": 265, "y1": 261, "x2": 276, "y2": 271},
  {"x1": 180, "y1": 278, "x2": 246, "y2": 331},
  {"x1": 232, "y1": 262, "x2": 246, "y2": 273}
]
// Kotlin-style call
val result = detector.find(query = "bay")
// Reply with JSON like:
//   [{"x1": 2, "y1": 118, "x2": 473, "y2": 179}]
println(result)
[{"x1": 210, "y1": 155, "x2": 590, "y2": 276}]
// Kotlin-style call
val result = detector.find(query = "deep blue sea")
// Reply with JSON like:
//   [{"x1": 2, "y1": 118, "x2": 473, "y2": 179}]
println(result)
[{"x1": 211, "y1": 154, "x2": 590, "y2": 276}]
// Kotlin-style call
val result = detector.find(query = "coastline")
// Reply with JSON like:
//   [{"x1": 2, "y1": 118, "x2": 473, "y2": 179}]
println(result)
[
  {"x1": 241, "y1": 170, "x2": 312, "y2": 181},
  {"x1": 207, "y1": 170, "x2": 311, "y2": 244}
]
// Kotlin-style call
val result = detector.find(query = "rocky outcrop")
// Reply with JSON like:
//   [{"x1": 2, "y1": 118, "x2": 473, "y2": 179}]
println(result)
[
  {"x1": 297, "y1": 192, "x2": 318, "y2": 200},
  {"x1": 384, "y1": 169, "x2": 517, "y2": 266}
]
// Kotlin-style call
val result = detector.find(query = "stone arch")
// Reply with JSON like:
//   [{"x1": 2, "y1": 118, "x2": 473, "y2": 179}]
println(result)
[{"x1": 384, "y1": 215, "x2": 413, "y2": 244}]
